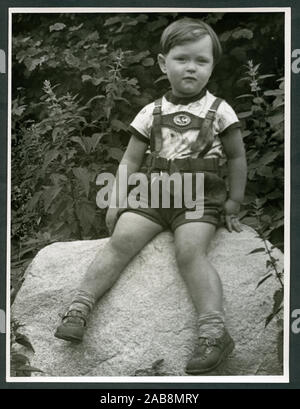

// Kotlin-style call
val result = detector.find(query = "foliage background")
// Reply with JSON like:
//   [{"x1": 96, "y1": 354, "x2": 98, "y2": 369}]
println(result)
[{"x1": 11, "y1": 12, "x2": 285, "y2": 299}]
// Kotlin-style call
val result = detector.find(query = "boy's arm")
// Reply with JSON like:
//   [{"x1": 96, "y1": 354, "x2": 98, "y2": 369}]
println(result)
[
  {"x1": 111, "y1": 134, "x2": 148, "y2": 207},
  {"x1": 106, "y1": 135, "x2": 148, "y2": 233},
  {"x1": 221, "y1": 126, "x2": 247, "y2": 232}
]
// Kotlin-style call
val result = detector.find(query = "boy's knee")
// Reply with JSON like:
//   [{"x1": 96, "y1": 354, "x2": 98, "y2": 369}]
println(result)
[
  {"x1": 175, "y1": 245, "x2": 207, "y2": 268},
  {"x1": 109, "y1": 232, "x2": 137, "y2": 256}
]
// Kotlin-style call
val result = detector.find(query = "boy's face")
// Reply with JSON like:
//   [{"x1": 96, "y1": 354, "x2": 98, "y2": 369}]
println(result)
[{"x1": 158, "y1": 35, "x2": 214, "y2": 98}]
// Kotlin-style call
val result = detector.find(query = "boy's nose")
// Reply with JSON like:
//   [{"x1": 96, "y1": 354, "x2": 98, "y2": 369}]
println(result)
[{"x1": 186, "y1": 61, "x2": 197, "y2": 72}]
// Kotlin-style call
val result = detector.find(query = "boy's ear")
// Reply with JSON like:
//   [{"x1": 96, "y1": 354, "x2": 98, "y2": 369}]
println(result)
[{"x1": 157, "y1": 53, "x2": 167, "y2": 74}]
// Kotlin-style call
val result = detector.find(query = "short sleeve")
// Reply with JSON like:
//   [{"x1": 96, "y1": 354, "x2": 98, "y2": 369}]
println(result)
[
  {"x1": 127, "y1": 102, "x2": 155, "y2": 144},
  {"x1": 213, "y1": 100, "x2": 241, "y2": 136}
]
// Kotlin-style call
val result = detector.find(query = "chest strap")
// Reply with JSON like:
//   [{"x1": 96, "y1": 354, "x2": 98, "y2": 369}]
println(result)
[
  {"x1": 150, "y1": 96, "x2": 223, "y2": 157},
  {"x1": 144, "y1": 154, "x2": 219, "y2": 173}
]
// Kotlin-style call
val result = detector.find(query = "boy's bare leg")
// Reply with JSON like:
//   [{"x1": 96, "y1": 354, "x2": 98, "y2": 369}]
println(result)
[
  {"x1": 174, "y1": 222, "x2": 234, "y2": 374},
  {"x1": 55, "y1": 212, "x2": 163, "y2": 342},
  {"x1": 174, "y1": 222, "x2": 222, "y2": 314},
  {"x1": 80, "y1": 211, "x2": 164, "y2": 300}
]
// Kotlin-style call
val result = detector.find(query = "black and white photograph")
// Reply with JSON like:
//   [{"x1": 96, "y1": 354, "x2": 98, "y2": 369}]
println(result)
[{"x1": 5, "y1": 6, "x2": 290, "y2": 384}]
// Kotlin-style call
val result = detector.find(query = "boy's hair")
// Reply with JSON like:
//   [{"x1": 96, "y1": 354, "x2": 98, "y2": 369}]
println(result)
[{"x1": 160, "y1": 18, "x2": 222, "y2": 66}]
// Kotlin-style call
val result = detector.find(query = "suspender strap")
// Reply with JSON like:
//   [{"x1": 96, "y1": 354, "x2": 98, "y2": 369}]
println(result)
[
  {"x1": 197, "y1": 97, "x2": 223, "y2": 158},
  {"x1": 150, "y1": 98, "x2": 163, "y2": 153}
]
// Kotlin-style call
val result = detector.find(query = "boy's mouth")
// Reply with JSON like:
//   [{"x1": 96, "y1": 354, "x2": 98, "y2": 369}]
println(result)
[{"x1": 183, "y1": 77, "x2": 197, "y2": 81}]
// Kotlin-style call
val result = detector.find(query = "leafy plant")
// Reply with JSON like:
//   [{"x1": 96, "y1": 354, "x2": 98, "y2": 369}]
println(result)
[
  {"x1": 248, "y1": 199, "x2": 284, "y2": 367},
  {"x1": 10, "y1": 319, "x2": 43, "y2": 377},
  {"x1": 237, "y1": 60, "x2": 284, "y2": 249},
  {"x1": 134, "y1": 359, "x2": 171, "y2": 376}
]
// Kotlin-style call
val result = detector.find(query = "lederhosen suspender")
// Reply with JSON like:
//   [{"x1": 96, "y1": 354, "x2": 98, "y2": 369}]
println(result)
[
  {"x1": 150, "y1": 98, "x2": 163, "y2": 153},
  {"x1": 149, "y1": 96, "x2": 223, "y2": 158}
]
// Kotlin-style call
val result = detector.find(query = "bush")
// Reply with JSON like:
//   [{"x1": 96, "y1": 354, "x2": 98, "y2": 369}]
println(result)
[{"x1": 11, "y1": 12, "x2": 285, "y2": 294}]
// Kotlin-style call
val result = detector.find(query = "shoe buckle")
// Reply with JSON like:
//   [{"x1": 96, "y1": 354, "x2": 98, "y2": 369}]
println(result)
[
  {"x1": 60, "y1": 309, "x2": 87, "y2": 326},
  {"x1": 199, "y1": 337, "x2": 217, "y2": 348}
]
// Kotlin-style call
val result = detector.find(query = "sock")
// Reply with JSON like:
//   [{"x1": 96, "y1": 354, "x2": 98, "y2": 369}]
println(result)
[
  {"x1": 197, "y1": 310, "x2": 226, "y2": 339},
  {"x1": 66, "y1": 290, "x2": 96, "y2": 318}
]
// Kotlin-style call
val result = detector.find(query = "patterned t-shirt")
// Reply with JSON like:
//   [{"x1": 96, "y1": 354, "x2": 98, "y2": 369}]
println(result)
[{"x1": 128, "y1": 89, "x2": 241, "y2": 160}]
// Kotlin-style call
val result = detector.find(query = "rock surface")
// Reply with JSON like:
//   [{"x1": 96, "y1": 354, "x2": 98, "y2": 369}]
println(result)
[{"x1": 12, "y1": 225, "x2": 284, "y2": 378}]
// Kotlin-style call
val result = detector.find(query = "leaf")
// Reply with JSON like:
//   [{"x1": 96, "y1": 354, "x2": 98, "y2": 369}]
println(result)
[
  {"x1": 236, "y1": 94, "x2": 253, "y2": 99},
  {"x1": 258, "y1": 74, "x2": 276, "y2": 80},
  {"x1": 248, "y1": 248, "x2": 265, "y2": 255},
  {"x1": 64, "y1": 52, "x2": 80, "y2": 67},
  {"x1": 73, "y1": 167, "x2": 93, "y2": 198},
  {"x1": 266, "y1": 113, "x2": 284, "y2": 127},
  {"x1": 147, "y1": 17, "x2": 168, "y2": 32},
  {"x1": 277, "y1": 329, "x2": 284, "y2": 365},
  {"x1": 253, "y1": 97, "x2": 264, "y2": 105},
  {"x1": 49, "y1": 23, "x2": 66, "y2": 32},
  {"x1": 81, "y1": 75, "x2": 92, "y2": 82},
  {"x1": 128, "y1": 51, "x2": 150, "y2": 64},
  {"x1": 111, "y1": 119, "x2": 128, "y2": 132},
  {"x1": 69, "y1": 23, "x2": 84, "y2": 32},
  {"x1": 151, "y1": 359, "x2": 164, "y2": 370},
  {"x1": 104, "y1": 16, "x2": 123, "y2": 26},
  {"x1": 267, "y1": 189, "x2": 283, "y2": 200},
  {"x1": 11, "y1": 353, "x2": 29, "y2": 365},
  {"x1": 220, "y1": 31, "x2": 232, "y2": 42},
  {"x1": 256, "y1": 273, "x2": 273, "y2": 289},
  {"x1": 42, "y1": 186, "x2": 62, "y2": 212},
  {"x1": 50, "y1": 173, "x2": 68, "y2": 186},
  {"x1": 265, "y1": 306, "x2": 283, "y2": 327},
  {"x1": 242, "y1": 130, "x2": 252, "y2": 138},
  {"x1": 257, "y1": 166, "x2": 273, "y2": 178},
  {"x1": 86, "y1": 95, "x2": 105, "y2": 106},
  {"x1": 265, "y1": 288, "x2": 284, "y2": 327},
  {"x1": 24, "y1": 58, "x2": 42, "y2": 72},
  {"x1": 237, "y1": 111, "x2": 252, "y2": 119},
  {"x1": 90, "y1": 133, "x2": 104, "y2": 151},
  {"x1": 91, "y1": 77, "x2": 105, "y2": 86},
  {"x1": 17, "y1": 365, "x2": 44, "y2": 373},
  {"x1": 107, "y1": 147, "x2": 124, "y2": 161},
  {"x1": 18, "y1": 245, "x2": 38, "y2": 258},
  {"x1": 230, "y1": 46, "x2": 247, "y2": 61},
  {"x1": 273, "y1": 288, "x2": 284, "y2": 311},
  {"x1": 42, "y1": 149, "x2": 60, "y2": 171},
  {"x1": 71, "y1": 136, "x2": 88, "y2": 153},
  {"x1": 257, "y1": 151, "x2": 280, "y2": 167},
  {"x1": 13, "y1": 105, "x2": 26, "y2": 116},
  {"x1": 272, "y1": 98, "x2": 284, "y2": 110},
  {"x1": 154, "y1": 75, "x2": 168, "y2": 85},
  {"x1": 27, "y1": 191, "x2": 43, "y2": 211},
  {"x1": 15, "y1": 333, "x2": 35, "y2": 352},
  {"x1": 264, "y1": 89, "x2": 284, "y2": 96},
  {"x1": 232, "y1": 28, "x2": 253, "y2": 40},
  {"x1": 76, "y1": 201, "x2": 96, "y2": 232},
  {"x1": 86, "y1": 31, "x2": 100, "y2": 42},
  {"x1": 142, "y1": 57, "x2": 155, "y2": 67}
]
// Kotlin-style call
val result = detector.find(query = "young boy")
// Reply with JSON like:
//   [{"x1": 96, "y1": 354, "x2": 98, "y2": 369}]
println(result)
[{"x1": 55, "y1": 18, "x2": 247, "y2": 375}]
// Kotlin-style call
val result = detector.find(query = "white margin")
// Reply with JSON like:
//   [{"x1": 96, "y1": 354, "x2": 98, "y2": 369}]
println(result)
[
  {"x1": 6, "y1": 6, "x2": 12, "y2": 383},
  {"x1": 283, "y1": 7, "x2": 291, "y2": 384},
  {"x1": 6, "y1": 6, "x2": 291, "y2": 384}
]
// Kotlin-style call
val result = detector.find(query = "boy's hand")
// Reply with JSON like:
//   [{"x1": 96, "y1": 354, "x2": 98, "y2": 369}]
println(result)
[
  {"x1": 224, "y1": 199, "x2": 242, "y2": 233},
  {"x1": 106, "y1": 207, "x2": 119, "y2": 235}
]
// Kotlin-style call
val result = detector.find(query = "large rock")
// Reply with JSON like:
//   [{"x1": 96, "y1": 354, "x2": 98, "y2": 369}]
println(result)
[{"x1": 12, "y1": 225, "x2": 283, "y2": 377}]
